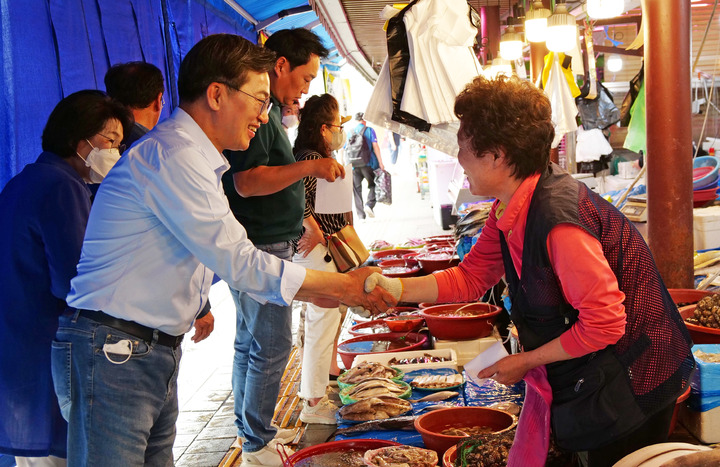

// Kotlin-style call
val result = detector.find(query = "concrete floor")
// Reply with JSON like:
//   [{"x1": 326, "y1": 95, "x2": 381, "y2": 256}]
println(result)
[{"x1": 173, "y1": 155, "x2": 450, "y2": 465}]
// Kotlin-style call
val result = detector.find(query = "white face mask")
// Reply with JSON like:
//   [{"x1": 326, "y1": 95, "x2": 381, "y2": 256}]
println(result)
[
  {"x1": 330, "y1": 128, "x2": 346, "y2": 151},
  {"x1": 282, "y1": 114, "x2": 299, "y2": 129},
  {"x1": 77, "y1": 140, "x2": 121, "y2": 183}
]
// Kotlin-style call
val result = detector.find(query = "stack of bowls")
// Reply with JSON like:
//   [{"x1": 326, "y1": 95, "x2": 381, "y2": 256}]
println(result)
[{"x1": 693, "y1": 156, "x2": 720, "y2": 208}]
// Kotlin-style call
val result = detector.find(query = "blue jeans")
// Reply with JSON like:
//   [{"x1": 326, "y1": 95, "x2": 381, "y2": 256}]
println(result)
[
  {"x1": 51, "y1": 312, "x2": 180, "y2": 467},
  {"x1": 231, "y1": 241, "x2": 294, "y2": 453}
]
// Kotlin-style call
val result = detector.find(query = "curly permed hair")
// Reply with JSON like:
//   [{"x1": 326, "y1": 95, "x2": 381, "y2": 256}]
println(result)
[{"x1": 454, "y1": 75, "x2": 555, "y2": 179}]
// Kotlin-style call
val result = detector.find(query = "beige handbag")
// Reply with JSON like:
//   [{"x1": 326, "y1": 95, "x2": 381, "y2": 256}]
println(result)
[{"x1": 327, "y1": 224, "x2": 369, "y2": 272}]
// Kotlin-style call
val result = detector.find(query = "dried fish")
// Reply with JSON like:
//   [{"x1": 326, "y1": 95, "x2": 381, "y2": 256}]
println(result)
[
  {"x1": 410, "y1": 374, "x2": 463, "y2": 389},
  {"x1": 345, "y1": 378, "x2": 408, "y2": 400},
  {"x1": 339, "y1": 362, "x2": 399, "y2": 385},
  {"x1": 339, "y1": 396, "x2": 412, "y2": 421},
  {"x1": 364, "y1": 445, "x2": 438, "y2": 467}
]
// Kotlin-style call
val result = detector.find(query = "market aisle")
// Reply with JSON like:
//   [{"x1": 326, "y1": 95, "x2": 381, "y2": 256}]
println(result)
[{"x1": 172, "y1": 161, "x2": 450, "y2": 466}]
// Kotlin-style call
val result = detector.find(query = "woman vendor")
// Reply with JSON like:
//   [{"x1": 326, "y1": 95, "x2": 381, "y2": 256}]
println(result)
[{"x1": 368, "y1": 76, "x2": 695, "y2": 466}]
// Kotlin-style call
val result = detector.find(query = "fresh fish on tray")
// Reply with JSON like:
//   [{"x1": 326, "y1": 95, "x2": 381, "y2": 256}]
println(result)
[
  {"x1": 334, "y1": 416, "x2": 417, "y2": 436},
  {"x1": 339, "y1": 396, "x2": 412, "y2": 421}
]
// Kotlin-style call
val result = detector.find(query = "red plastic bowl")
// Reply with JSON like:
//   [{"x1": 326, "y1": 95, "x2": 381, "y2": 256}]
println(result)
[
  {"x1": 337, "y1": 332, "x2": 428, "y2": 368},
  {"x1": 281, "y1": 439, "x2": 400, "y2": 466},
  {"x1": 384, "y1": 315, "x2": 424, "y2": 332},
  {"x1": 442, "y1": 445, "x2": 457, "y2": 467},
  {"x1": 379, "y1": 259, "x2": 421, "y2": 278},
  {"x1": 388, "y1": 306, "x2": 420, "y2": 314},
  {"x1": 668, "y1": 288, "x2": 714, "y2": 307},
  {"x1": 415, "y1": 252, "x2": 460, "y2": 274},
  {"x1": 420, "y1": 302, "x2": 502, "y2": 340},
  {"x1": 414, "y1": 406, "x2": 516, "y2": 455},
  {"x1": 372, "y1": 249, "x2": 415, "y2": 262},
  {"x1": 678, "y1": 304, "x2": 720, "y2": 344},
  {"x1": 348, "y1": 319, "x2": 391, "y2": 337}
]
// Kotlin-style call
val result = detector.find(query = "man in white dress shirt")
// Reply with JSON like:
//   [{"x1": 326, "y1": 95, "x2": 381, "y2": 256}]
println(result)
[{"x1": 50, "y1": 34, "x2": 393, "y2": 467}]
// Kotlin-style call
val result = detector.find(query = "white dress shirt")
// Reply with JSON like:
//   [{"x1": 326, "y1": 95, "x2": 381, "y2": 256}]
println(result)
[{"x1": 67, "y1": 108, "x2": 306, "y2": 335}]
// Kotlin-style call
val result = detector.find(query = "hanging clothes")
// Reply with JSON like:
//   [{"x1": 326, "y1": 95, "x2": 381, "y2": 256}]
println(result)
[{"x1": 365, "y1": 0, "x2": 482, "y2": 156}]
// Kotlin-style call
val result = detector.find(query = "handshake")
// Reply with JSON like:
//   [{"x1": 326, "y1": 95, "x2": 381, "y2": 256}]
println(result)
[{"x1": 345, "y1": 269, "x2": 403, "y2": 317}]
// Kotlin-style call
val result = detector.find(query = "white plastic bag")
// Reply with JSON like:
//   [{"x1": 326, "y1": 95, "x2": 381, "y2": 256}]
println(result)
[{"x1": 544, "y1": 55, "x2": 578, "y2": 148}]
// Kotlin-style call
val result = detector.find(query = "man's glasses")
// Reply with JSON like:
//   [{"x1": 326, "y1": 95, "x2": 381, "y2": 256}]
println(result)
[
  {"x1": 218, "y1": 81, "x2": 272, "y2": 115},
  {"x1": 97, "y1": 133, "x2": 126, "y2": 153},
  {"x1": 326, "y1": 123, "x2": 344, "y2": 130}
]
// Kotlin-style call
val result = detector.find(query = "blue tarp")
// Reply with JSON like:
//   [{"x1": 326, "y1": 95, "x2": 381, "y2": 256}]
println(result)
[{"x1": 0, "y1": 0, "x2": 336, "y2": 188}]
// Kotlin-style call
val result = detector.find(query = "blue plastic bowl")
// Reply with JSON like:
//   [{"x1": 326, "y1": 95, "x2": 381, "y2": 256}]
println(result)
[{"x1": 693, "y1": 156, "x2": 720, "y2": 189}]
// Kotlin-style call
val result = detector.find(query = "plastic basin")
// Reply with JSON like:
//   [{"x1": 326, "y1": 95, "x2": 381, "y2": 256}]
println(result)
[
  {"x1": 337, "y1": 332, "x2": 428, "y2": 369},
  {"x1": 442, "y1": 445, "x2": 457, "y2": 467},
  {"x1": 667, "y1": 289, "x2": 714, "y2": 307},
  {"x1": 348, "y1": 319, "x2": 391, "y2": 337},
  {"x1": 379, "y1": 259, "x2": 422, "y2": 278},
  {"x1": 416, "y1": 252, "x2": 460, "y2": 274},
  {"x1": 281, "y1": 439, "x2": 400, "y2": 466},
  {"x1": 420, "y1": 303, "x2": 502, "y2": 340},
  {"x1": 669, "y1": 385, "x2": 692, "y2": 437},
  {"x1": 414, "y1": 406, "x2": 516, "y2": 456},
  {"x1": 678, "y1": 304, "x2": 720, "y2": 344},
  {"x1": 693, "y1": 156, "x2": 720, "y2": 190},
  {"x1": 384, "y1": 315, "x2": 424, "y2": 332},
  {"x1": 371, "y1": 249, "x2": 415, "y2": 262}
]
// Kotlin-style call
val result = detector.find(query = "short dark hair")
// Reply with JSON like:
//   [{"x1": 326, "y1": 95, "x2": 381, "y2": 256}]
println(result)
[
  {"x1": 294, "y1": 94, "x2": 339, "y2": 158},
  {"x1": 264, "y1": 29, "x2": 329, "y2": 69},
  {"x1": 454, "y1": 75, "x2": 554, "y2": 179},
  {"x1": 178, "y1": 34, "x2": 277, "y2": 103},
  {"x1": 42, "y1": 90, "x2": 133, "y2": 159},
  {"x1": 354, "y1": 112, "x2": 364, "y2": 121},
  {"x1": 104, "y1": 61, "x2": 165, "y2": 109}
]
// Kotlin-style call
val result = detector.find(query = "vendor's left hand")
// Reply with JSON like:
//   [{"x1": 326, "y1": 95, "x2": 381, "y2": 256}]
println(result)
[
  {"x1": 191, "y1": 311, "x2": 215, "y2": 343},
  {"x1": 477, "y1": 354, "x2": 530, "y2": 386}
]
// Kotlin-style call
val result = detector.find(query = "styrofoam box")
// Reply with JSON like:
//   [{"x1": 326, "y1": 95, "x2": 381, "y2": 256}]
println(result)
[
  {"x1": 694, "y1": 206, "x2": 720, "y2": 250},
  {"x1": 352, "y1": 348, "x2": 458, "y2": 372},
  {"x1": 433, "y1": 335, "x2": 501, "y2": 367},
  {"x1": 679, "y1": 404, "x2": 720, "y2": 444}
]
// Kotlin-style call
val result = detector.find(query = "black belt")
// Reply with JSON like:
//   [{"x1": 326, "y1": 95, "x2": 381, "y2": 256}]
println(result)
[{"x1": 78, "y1": 309, "x2": 184, "y2": 348}]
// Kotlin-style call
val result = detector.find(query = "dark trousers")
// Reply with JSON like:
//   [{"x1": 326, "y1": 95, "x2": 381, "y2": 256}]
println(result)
[
  {"x1": 585, "y1": 400, "x2": 675, "y2": 467},
  {"x1": 353, "y1": 166, "x2": 376, "y2": 218}
]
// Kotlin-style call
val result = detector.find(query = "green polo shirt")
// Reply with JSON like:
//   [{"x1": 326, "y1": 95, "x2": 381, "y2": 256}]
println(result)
[{"x1": 222, "y1": 96, "x2": 305, "y2": 245}]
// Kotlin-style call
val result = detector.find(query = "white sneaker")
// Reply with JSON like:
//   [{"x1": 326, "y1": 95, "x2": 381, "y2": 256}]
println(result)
[
  {"x1": 299, "y1": 396, "x2": 339, "y2": 425},
  {"x1": 364, "y1": 205, "x2": 375, "y2": 218},
  {"x1": 241, "y1": 439, "x2": 294, "y2": 467},
  {"x1": 234, "y1": 425, "x2": 297, "y2": 447}
]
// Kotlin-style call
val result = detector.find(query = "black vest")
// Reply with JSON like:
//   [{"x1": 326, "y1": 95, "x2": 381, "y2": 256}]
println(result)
[{"x1": 499, "y1": 164, "x2": 695, "y2": 449}]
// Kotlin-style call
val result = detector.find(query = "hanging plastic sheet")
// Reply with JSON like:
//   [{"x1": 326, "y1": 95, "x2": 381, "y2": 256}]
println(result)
[
  {"x1": 576, "y1": 81, "x2": 621, "y2": 131},
  {"x1": 623, "y1": 81, "x2": 647, "y2": 153},
  {"x1": 543, "y1": 55, "x2": 579, "y2": 148}
]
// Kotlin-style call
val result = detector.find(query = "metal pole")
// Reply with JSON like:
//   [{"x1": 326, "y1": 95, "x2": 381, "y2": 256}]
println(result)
[{"x1": 645, "y1": 0, "x2": 694, "y2": 288}]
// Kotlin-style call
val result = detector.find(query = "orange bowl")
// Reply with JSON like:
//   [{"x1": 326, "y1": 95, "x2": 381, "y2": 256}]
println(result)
[
  {"x1": 379, "y1": 259, "x2": 421, "y2": 278},
  {"x1": 372, "y1": 249, "x2": 415, "y2": 262},
  {"x1": 420, "y1": 302, "x2": 502, "y2": 340},
  {"x1": 414, "y1": 406, "x2": 516, "y2": 456},
  {"x1": 678, "y1": 304, "x2": 720, "y2": 344},
  {"x1": 668, "y1": 288, "x2": 714, "y2": 307},
  {"x1": 348, "y1": 319, "x2": 390, "y2": 337},
  {"x1": 384, "y1": 315, "x2": 424, "y2": 332},
  {"x1": 415, "y1": 252, "x2": 460, "y2": 274},
  {"x1": 337, "y1": 332, "x2": 428, "y2": 368},
  {"x1": 442, "y1": 445, "x2": 457, "y2": 467}
]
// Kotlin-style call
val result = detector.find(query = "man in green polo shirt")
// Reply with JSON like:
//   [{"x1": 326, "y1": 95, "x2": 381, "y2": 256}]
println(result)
[{"x1": 221, "y1": 29, "x2": 345, "y2": 467}]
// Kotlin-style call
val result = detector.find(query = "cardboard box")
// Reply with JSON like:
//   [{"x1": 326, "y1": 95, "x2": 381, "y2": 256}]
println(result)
[
  {"x1": 694, "y1": 206, "x2": 720, "y2": 250},
  {"x1": 352, "y1": 348, "x2": 458, "y2": 372},
  {"x1": 432, "y1": 335, "x2": 501, "y2": 367}
]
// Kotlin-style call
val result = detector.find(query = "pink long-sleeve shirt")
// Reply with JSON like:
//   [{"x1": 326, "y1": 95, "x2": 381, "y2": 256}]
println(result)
[{"x1": 434, "y1": 173, "x2": 627, "y2": 357}]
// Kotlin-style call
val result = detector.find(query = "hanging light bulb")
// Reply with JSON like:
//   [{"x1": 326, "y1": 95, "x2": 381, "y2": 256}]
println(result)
[
  {"x1": 490, "y1": 57, "x2": 513, "y2": 78},
  {"x1": 525, "y1": 0, "x2": 551, "y2": 43},
  {"x1": 546, "y1": 1, "x2": 578, "y2": 53},
  {"x1": 587, "y1": 0, "x2": 624, "y2": 19},
  {"x1": 500, "y1": 24, "x2": 524, "y2": 60},
  {"x1": 606, "y1": 54, "x2": 623, "y2": 72}
]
